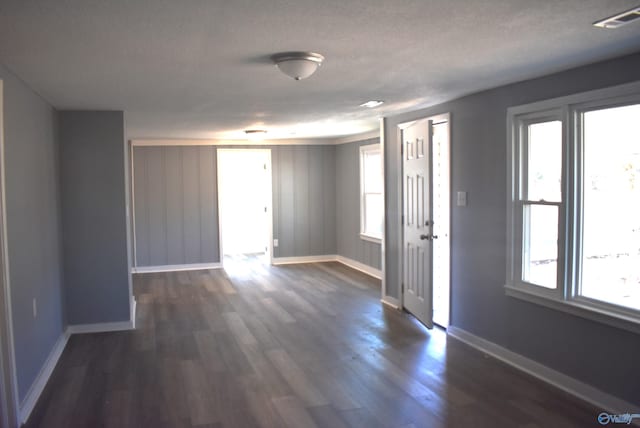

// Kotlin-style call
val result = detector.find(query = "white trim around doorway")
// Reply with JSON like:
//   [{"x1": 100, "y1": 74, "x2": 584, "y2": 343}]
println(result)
[{"x1": 0, "y1": 78, "x2": 20, "y2": 428}]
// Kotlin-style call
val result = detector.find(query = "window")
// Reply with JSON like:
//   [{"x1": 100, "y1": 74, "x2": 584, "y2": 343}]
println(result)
[
  {"x1": 506, "y1": 82, "x2": 640, "y2": 332},
  {"x1": 520, "y1": 118, "x2": 563, "y2": 290},
  {"x1": 360, "y1": 144, "x2": 383, "y2": 242},
  {"x1": 580, "y1": 104, "x2": 640, "y2": 310}
]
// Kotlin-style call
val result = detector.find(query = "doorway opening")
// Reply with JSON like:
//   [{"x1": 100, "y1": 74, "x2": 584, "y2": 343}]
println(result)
[
  {"x1": 399, "y1": 114, "x2": 451, "y2": 329},
  {"x1": 217, "y1": 149, "x2": 273, "y2": 267},
  {"x1": 431, "y1": 118, "x2": 450, "y2": 328}
]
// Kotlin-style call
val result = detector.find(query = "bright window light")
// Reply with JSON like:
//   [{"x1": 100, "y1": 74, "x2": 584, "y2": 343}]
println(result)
[
  {"x1": 580, "y1": 104, "x2": 640, "y2": 310},
  {"x1": 360, "y1": 144, "x2": 383, "y2": 241}
]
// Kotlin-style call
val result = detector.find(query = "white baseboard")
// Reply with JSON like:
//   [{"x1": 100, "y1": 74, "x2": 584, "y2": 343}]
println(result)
[
  {"x1": 272, "y1": 254, "x2": 382, "y2": 279},
  {"x1": 381, "y1": 295, "x2": 401, "y2": 310},
  {"x1": 66, "y1": 320, "x2": 134, "y2": 335},
  {"x1": 271, "y1": 255, "x2": 338, "y2": 265},
  {"x1": 18, "y1": 317, "x2": 137, "y2": 423},
  {"x1": 131, "y1": 262, "x2": 222, "y2": 274},
  {"x1": 447, "y1": 326, "x2": 640, "y2": 415},
  {"x1": 19, "y1": 330, "x2": 70, "y2": 424},
  {"x1": 130, "y1": 296, "x2": 137, "y2": 330},
  {"x1": 336, "y1": 255, "x2": 382, "y2": 279}
]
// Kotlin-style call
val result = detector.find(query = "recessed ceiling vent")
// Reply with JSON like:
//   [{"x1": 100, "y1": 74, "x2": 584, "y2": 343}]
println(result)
[{"x1": 593, "y1": 6, "x2": 640, "y2": 28}]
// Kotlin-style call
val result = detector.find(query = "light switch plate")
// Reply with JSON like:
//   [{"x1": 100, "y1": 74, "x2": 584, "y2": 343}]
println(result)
[{"x1": 457, "y1": 191, "x2": 467, "y2": 206}]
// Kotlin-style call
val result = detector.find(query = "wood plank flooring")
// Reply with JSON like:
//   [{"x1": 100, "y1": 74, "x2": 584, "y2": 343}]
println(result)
[{"x1": 25, "y1": 256, "x2": 601, "y2": 427}]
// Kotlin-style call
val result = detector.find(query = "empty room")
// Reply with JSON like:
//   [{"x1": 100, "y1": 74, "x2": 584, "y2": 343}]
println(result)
[{"x1": 1, "y1": 1, "x2": 639, "y2": 427}]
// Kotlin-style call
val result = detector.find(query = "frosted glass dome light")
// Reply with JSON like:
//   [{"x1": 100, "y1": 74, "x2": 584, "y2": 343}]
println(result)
[{"x1": 271, "y1": 52, "x2": 325, "y2": 80}]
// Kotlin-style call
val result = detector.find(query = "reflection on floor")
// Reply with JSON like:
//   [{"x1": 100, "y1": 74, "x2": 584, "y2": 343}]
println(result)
[{"x1": 25, "y1": 258, "x2": 597, "y2": 427}]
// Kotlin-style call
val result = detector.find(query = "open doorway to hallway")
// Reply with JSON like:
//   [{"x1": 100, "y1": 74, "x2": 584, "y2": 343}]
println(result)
[{"x1": 217, "y1": 149, "x2": 273, "y2": 266}]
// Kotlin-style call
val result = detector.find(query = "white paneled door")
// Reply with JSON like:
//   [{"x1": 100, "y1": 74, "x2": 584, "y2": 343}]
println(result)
[{"x1": 401, "y1": 116, "x2": 449, "y2": 329}]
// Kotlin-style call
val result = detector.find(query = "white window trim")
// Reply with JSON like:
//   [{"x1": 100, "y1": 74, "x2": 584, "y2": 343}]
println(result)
[
  {"x1": 360, "y1": 233, "x2": 382, "y2": 244},
  {"x1": 360, "y1": 143, "x2": 382, "y2": 243},
  {"x1": 506, "y1": 80, "x2": 640, "y2": 335}
]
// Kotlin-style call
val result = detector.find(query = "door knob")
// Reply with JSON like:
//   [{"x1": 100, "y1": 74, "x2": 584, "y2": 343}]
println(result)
[
  {"x1": 420, "y1": 234, "x2": 431, "y2": 240},
  {"x1": 432, "y1": 235, "x2": 439, "y2": 240}
]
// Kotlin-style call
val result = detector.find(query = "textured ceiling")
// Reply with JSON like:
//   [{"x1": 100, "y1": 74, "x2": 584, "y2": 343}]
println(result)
[{"x1": 1, "y1": 0, "x2": 639, "y2": 139}]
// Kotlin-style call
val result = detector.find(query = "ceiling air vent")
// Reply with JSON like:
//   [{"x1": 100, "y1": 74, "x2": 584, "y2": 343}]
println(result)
[{"x1": 593, "y1": 6, "x2": 640, "y2": 28}]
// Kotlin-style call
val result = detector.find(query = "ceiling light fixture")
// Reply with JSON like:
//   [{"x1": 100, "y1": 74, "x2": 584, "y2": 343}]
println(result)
[
  {"x1": 271, "y1": 51, "x2": 325, "y2": 80},
  {"x1": 360, "y1": 100, "x2": 385, "y2": 108},
  {"x1": 245, "y1": 129, "x2": 267, "y2": 140},
  {"x1": 593, "y1": 6, "x2": 640, "y2": 28}
]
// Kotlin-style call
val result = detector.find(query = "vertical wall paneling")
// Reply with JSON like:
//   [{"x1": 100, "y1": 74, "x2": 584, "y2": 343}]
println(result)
[
  {"x1": 335, "y1": 139, "x2": 382, "y2": 270},
  {"x1": 164, "y1": 147, "x2": 184, "y2": 264},
  {"x1": 182, "y1": 147, "x2": 201, "y2": 264},
  {"x1": 199, "y1": 147, "x2": 218, "y2": 263},
  {"x1": 277, "y1": 147, "x2": 295, "y2": 258},
  {"x1": 308, "y1": 146, "x2": 323, "y2": 255},
  {"x1": 323, "y1": 147, "x2": 337, "y2": 254},
  {"x1": 133, "y1": 144, "x2": 337, "y2": 266},
  {"x1": 133, "y1": 148, "x2": 149, "y2": 266},
  {"x1": 271, "y1": 148, "x2": 280, "y2": 255},
  {"x1": 132, "y1": 146, "x2": 220, "y2": 267},
  {"x1": 293, "y1": 148, "x2": 310, "y2": 256},
  {"x1": 270, "y1": 145, "x2": 337, "y2": 258},
  {"x1": 147, "y1": 148, "x2": 167, "y2": 265}
]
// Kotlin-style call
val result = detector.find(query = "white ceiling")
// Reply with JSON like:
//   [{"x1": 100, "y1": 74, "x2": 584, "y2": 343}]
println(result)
[{"x1": 1, "y1": 0, "x2": 639, "y2": 140}]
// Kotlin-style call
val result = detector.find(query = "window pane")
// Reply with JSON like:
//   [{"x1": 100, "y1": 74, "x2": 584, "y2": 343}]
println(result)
[
  {"x1": 580, "y1": 104, "x2": 640, "y2": 310},
  {"x1": 364, "y1": 193, "x2": 383, "y2": 238},
  {"x1": 522, "y1": 204, "x2": 558, "y2": 289},
  {"x1": 364, "y1": 151, "x2": 382, "y2": 193},
  {"x1": 526, "y1": 121, "x2": 562, "y2": 202}
]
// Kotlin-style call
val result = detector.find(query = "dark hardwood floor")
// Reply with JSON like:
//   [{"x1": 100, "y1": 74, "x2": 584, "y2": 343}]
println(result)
[{"x1": 25, "y1": 256, "x2": 601, "y2": 427}]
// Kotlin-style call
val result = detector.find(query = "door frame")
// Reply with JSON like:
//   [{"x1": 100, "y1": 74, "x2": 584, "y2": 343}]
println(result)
[
  {"x1": 216, "y1": 148, "x2": 274, "y2": 265},
  {"x1": 0, "y1": 79, "x2": 20, "y2": 428},
  {"x1": 429, "y1": 116, "x2": 451, "y2": 328},
  {"x1": 397, "y1": 112, "x2": 452, "y2": 326}
]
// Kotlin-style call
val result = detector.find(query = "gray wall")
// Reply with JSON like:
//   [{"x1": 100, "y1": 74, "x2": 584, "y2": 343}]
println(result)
[
  {"x1": 59, "y1": 111, "x2": 130, "y2": 325},
  {"x1": 133, "y1": 146, "x2": 220, "y2": 267},
  {"x1": 383, "y1": 52, "x2": 640, "y2": 404},
  {"x1": 336, "y1": 139, "x2": 381, "y2": 269},
  {"x1": 272, "y1": 145, "x2": 336, "y2": 258},
  {"x1": 0, "y1": 65, "x2": 65, "y2": 402},
  {"x1": 131, "y1": 145, "x2": 337, "y2": 265}
]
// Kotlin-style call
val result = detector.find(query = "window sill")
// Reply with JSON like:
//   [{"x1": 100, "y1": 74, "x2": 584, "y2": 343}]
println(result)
[
  {"x1": 505, "y1": 284, "x2": 640, "y2": 335},
  {"x1": 360, "y1": 234, "x2": 382, "y2": 244}
]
